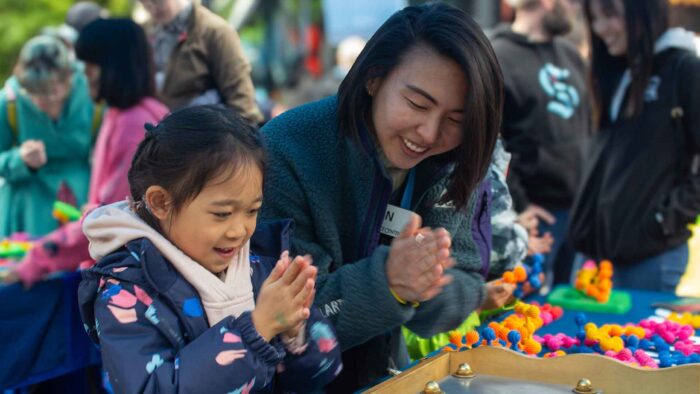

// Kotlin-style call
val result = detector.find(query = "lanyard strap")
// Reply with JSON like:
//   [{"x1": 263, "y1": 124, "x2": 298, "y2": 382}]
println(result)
[{"x1": 400, "y1": 168, "x2": 416, "y2": 210}]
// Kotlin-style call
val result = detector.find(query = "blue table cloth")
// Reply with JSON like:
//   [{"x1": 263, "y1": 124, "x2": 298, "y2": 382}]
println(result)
[{"x1": 0, "y1": 272, "x2": 101, "y2": 390}]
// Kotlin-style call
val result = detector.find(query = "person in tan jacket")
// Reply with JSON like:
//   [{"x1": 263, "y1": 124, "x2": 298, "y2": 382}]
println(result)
[{"x1": 139, "y1": 0, "x2": 263, "y2": 124}]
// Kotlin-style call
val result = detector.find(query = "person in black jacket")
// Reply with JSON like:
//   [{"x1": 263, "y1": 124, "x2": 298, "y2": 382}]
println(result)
[
  {"x1": 492, "y1": 0, "x2": 591, "y2": 288},
  {"x1": 568, "y1": 0, "x2": 700, "y2": 291}
]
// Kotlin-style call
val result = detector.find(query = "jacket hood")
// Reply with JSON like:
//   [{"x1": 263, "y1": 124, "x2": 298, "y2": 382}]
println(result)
[
  {"x1": 83, "y1": 200, "x2": 163, "y2": 261},
  {"x1": 655, "y1": 28, "x2": 698, "y2": 54},
  {"x1": 490, "y1": 24, "x2": 531, "y2": 46},
  {"x1": 610, "y1": 28, "x2": 698, "y2": 121}
]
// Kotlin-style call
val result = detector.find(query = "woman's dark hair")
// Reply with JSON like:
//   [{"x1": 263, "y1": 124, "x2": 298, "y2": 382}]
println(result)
[
  {"x1": 337, "y1": 2, "x2": 503, "y2": 210},
  {"x1": 584, "y1": 0, "x2": 668, "y2": 124},
  {"x1": 75, "y1": 18, "x2": 155, "y2": 109},
  {"x1": 128, "y1": 105, "x2": 266, "y2": 232}
]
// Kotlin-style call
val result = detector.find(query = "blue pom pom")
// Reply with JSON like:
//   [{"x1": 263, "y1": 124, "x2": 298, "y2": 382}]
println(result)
[
  {"x1": 639, "y1": 339, "x2": 653, "y2": 350},
  {"x1": 689, "y1": 354, "x2": 700, "y2": 363},
  {"x1": 482, "y1": 327, "x2": 496, "y2": 345},
  {"x1": 626, "y1": 335, "x2": 639, "y2": 347},
  {"x1": 659, "y1": 354, "x2": 673, "y2": 368}
]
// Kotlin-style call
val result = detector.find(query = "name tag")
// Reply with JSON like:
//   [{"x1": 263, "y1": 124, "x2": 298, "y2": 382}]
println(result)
[{"x1": 380, "y1": 205, "x2": 414, "y2": 238}]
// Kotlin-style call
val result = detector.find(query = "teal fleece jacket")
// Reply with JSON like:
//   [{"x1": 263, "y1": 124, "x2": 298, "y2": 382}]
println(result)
[
  {"x1": 0, "y1": 70, "x2": 94, "y2": 237},
  {"x1": 260, "y1": 97, "x2": 487, "y2": 351}
]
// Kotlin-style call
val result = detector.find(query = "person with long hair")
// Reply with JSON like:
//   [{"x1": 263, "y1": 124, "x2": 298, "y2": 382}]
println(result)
[
  {"x1": 568, "y1": 0, "x2": 700, "y2": 291},
  {"x1": 259, "y1": 3, "x2": 506, "y2": 390},
  {"x1": 3, "y1": 19, "x2": 169, "y2": 287}
]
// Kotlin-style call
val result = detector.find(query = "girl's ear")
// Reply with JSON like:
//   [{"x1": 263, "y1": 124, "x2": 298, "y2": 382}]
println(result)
[{"x1": 144, "y1": 185, "x2": 172, "y2": 221}]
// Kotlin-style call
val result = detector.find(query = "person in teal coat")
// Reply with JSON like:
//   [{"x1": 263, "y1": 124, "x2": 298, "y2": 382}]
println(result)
[
  {"x1": 259, "y1": 4, "x2": 505, "y2": 391},
  {"x1": 0, "y1": 35, "x2": 94, "y2": 237}
]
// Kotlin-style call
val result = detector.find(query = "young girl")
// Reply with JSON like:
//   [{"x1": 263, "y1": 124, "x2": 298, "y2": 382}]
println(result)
[
  {"x1": 78, "y1": 105, "x2": 342, "y2": 393},
  {"x1": 569, "y1": 0, "x2": 700, "y2": 291}
]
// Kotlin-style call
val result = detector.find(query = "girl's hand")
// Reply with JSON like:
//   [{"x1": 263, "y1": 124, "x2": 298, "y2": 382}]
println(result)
[
  {"x1": 385, "y1": 214, "x2": 454, "y2": 304},
  {"x1": 282, "y1": 264, "x2": 317, "y2": 339},
  {"x1": 251, "y1": 253, "x2": 316, "y2": 341},
  {"x1": 480, "y1": 280, "x2": 516, "y2": 311},
  {"x1": 19, "y1": 140, "x2": 47, "y2": 170}
]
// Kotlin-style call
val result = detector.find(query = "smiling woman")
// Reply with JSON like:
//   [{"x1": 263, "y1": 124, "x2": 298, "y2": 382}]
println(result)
[{"x1": 258, "y1": 2, "x2": 504, "y2": 391}]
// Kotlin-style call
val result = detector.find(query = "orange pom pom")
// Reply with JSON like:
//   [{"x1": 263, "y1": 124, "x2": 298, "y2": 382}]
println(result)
[
  {"x1": 449, "y1": 331, "x2": 463, "y2": 346},
  {"x1": 465, "y1": 330, "x2": 480, "y2": 347},
  {"x1": 526, "y1": 305, "x2": 540, "y2": 319},
  {"x1": 502, "y1": 271, "x2": 516, "y2": 284},
  {"x1": 523, "y1": 339, "x2": 542, "y2": 355},
  {"x1": 513, "y1": 266, "x2": 527, "y2": 282}
]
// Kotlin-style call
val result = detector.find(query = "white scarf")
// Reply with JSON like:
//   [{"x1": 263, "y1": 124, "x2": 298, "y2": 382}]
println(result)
[{"x1": 83, "y1": 201, "x2": 255, "y2": 326}]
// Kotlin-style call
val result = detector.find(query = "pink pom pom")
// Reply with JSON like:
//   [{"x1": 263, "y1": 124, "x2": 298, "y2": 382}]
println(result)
[
  {"x1": 561, "y1": 336, "x2": 576, "y2": 348},
  {"x1": 679, "y1": 325, "x2": 694, "y2": 341},
  {"x1": 582, "y1": 260, "x2": 597, "y2": 270},
  {"x1": 618, "y1": 348, "x2": 634, "y2": 361},
  {"x1": 548, "y1": 337, "x2": 563, "y2": 351},
  {"x1": 541, "y1": 311, "x2": 553, "y2": 325}
]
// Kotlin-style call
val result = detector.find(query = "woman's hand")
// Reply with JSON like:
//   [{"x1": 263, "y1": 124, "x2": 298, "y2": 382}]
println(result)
[
  {"x1": 385, "y1": 214, "x2": 454, "y2": 304},
  {"x1": 251, "y1": 252, "x2": 316, "y2": 341},
  {"x1": 19, "y1": 140, "x2": 47, "y2": 170}
]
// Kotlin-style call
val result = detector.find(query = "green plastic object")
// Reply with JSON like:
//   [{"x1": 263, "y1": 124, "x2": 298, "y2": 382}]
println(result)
[
  {"x1": 0, "y1": 242, "x2": 29, "y2": 259},
  {"x1": 546, "y1": 285, "x2": 632, "y2": 314},
  {"x1": 53, "y1": 201, "x2": 81, "y2": 222}
]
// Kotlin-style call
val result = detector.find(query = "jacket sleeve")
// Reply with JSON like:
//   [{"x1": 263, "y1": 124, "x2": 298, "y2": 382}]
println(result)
[
  {"x1": 94, "y1": 281, "x2": 283, "y2": 394},
  {"x1": 656, "y1": 55, "x2": 700, "y2": 235},
  {"x1": 489, "y1": 142, "x2": 528, "y2": 276},
  {"x1": 264, "y1": 199, "x2": 416, "y2": 350},
  {"x1": 207, "y1": 23, "x2": 263, "y2": 125},
  {"x1": 260, "y1": 149, "x2": 416, "y2": 350},
  {"x1": 16, "y1": 221, "x2": 91, "y2": 286},
  {"x1": 275, "y1": 307, "x2": 343, "y2": 391},
  {"x1": 404, "y1": 195, "x2": 487, "y2": 338}
]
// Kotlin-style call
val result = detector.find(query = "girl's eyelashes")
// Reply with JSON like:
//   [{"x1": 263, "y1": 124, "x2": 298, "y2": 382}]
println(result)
[{"x1": 247, "y1": 208, "x2": 260, "y2": 216}]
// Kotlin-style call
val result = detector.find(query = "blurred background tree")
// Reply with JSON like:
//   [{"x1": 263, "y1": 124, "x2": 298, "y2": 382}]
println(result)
[{"x1": 0, "y1": 0, "x2": 132, "y2": 81}]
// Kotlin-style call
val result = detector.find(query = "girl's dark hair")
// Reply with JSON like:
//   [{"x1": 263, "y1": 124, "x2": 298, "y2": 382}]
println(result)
[
  {"x1": 128, "y1": 105, "x2": 266, "y2": 232},
  {"x1": 337, "y1": 2, "x2": 503, "y2": 210},
  {"x1": 75, "y1": 18, "x2": 155, "y2": 109},
  {"x1": 584, "y1": 0, "x2": 668, "y2": 124}
]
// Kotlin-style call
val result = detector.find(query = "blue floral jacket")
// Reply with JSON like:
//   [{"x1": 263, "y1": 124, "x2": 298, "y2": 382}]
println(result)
[{"x1": 78, "y1": 220, "x2": 342, "y2": 393}]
